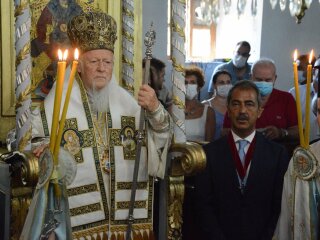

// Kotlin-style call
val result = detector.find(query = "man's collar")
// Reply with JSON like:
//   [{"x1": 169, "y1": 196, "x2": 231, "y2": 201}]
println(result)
[{"x1": 231, "y1": 130, "x2": 256, "y2": 143}]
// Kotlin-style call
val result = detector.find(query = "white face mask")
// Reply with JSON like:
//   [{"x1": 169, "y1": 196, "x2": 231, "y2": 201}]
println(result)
[
  {"x1": 232, "y1": 54, "x2": 247, "y2": 68},
  {"x1": 216, "y1": 84, "x2": 233, "y2": 98},
  {"x1": 186, "y1": 84, "x2": 198, "y2": 100}
]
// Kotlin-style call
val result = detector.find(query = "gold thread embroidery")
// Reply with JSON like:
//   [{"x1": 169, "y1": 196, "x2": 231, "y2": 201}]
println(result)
[
  {"x1": 67, "y1": 184, "x2": 99, "y2": 197},
  {"x1": 116, "y1": 200, "x2": 147, "y2": 209},
  {"x1": 116, "y1": 181, "x2": 148, "y2": 190},
  {"x1": 70, "y1": 203, "x2": 102, "y2": 217}
]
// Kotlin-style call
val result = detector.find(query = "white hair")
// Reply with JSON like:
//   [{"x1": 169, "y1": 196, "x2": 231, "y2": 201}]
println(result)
[
  {"x1": 87, "y1": 73, "x2": 118, "y2": 113},
  {"x1": 251, "y1": 58, "x2": 277, "y2": 76}
]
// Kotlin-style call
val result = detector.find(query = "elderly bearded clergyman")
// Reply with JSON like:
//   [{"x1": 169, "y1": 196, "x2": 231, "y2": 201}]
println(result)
[{"x1": 30, "y1": 11, "x2": 172, "y2": 239}]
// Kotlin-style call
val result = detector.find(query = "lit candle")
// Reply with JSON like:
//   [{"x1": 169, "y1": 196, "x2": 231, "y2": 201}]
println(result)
[
  {"x1": 293, "y1": 49, "x2": 305, "y2": 148},
  {"x1": 304, "y1": 49, "x2": 314, "y2": 148},
  {"x1": 49, "y1": 49, "x2": 68, "y2": 157},
  {"x1": 54, "y1": 48, "x2": 79, "y2": 160}
]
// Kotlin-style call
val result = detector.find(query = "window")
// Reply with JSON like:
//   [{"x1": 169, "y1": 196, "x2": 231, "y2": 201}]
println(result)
[
  {"x1": 186, "y1": 0, "x2": 216, "y2": 61},
  {"x1": 186, "y1": 0, "x2": 263, "y2": 62}
]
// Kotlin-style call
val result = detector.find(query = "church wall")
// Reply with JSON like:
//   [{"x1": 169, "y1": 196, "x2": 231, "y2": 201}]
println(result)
[
  {"x1": 142, "y1": 0, "x2": 172, "y2": 89},
  {"x1": 143, "y1": 0, "x2": 320, "y2": 93},
  {"x1": 261, "y1": 1, "x2": 320, "y2": 91}
]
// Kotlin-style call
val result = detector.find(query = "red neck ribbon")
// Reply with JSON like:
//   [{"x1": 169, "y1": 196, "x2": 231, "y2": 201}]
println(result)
[{"x1": 227, "y1": 132, "x2": 256, "y2": 179}]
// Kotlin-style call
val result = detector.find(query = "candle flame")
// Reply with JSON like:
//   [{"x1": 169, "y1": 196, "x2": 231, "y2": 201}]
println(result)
[
  {"x1": 74, "y1": 48, "x2": 79, "y2": 60},
  {"x1": 293, "y1": 49, "x2": 298, "y2": 61},
  {"x1": 63, "y1": 49, "x2": 68, "y2": 61},
  {"x1": 58, "y1": 49, "x2": 63, "y2": 61},
  {"x1": 309, "y1": 49, "x2": 314, "y2": 64}
]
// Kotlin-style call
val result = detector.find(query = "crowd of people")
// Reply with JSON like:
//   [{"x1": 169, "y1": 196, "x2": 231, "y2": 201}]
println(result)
[
  {"x1": 24, "y1": 8, "x2": 320, "y2": 240},
  {"x1": 180, "y1": 42, "x2": 320, "y2": 240}
]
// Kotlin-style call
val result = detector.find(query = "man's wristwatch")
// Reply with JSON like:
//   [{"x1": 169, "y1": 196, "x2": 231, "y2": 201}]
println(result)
[{"x1": 281, "y1": 128, "x2": 289, "y2": 138}]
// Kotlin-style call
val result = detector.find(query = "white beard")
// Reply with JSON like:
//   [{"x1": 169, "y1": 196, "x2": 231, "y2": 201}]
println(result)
[{"x1": 87, "y1": 74, "x2": 117, "y2": 113}]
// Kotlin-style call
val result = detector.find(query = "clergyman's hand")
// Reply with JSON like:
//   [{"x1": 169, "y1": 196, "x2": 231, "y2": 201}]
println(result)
[
  {"x1": 138, "y1": 84, "x2": 159, "y2": 112},
  {"x1": 33, "y1": 144, "x2": 49, "y2": 158}
]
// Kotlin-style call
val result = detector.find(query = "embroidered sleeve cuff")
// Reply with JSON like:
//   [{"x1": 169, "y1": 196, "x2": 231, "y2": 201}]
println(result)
[{"x1": 146, "y1": 103, "x2": 170, "y2": 132}]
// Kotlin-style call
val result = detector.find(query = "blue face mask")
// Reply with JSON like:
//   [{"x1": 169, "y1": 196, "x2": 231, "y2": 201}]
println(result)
[{"x1": 254, "y1": 81, "x2": 273, "y2": 96}]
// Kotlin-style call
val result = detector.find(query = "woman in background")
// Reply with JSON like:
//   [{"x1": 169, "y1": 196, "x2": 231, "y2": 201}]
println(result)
[
  {"x1": 185, "y1": 66, "x2": 216, "y2": 142},
  {"x1": 183, "y1": 66, "x2": 215, "y2": 240},
  {"x1": 202, "y1": 70, "x2": 232, "y2": 140}
]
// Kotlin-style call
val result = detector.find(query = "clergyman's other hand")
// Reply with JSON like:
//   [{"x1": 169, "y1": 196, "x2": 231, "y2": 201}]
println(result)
[
  {"x1": 138, "y1": 84, "x2": 159, "y2": 112},
  {"x1": 33, "y1": 144, "x2": 49, "y2": 158}
]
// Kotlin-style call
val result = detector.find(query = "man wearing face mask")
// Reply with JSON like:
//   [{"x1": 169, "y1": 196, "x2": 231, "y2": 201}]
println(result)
[
  {"x1": 222, "y1": 58, "x2": 299, "y2": 155},
  {"x1": 288, "y1": 56, "x2": 319, "y2": 142},
  {"x1": 208, "y1": 41, "x2": 252, "y2": 97}
]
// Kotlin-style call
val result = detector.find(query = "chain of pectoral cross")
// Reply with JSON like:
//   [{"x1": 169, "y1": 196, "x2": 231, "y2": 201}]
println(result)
[{"x1": 93, "y1": 112, "x2": 110, "y2": 173}]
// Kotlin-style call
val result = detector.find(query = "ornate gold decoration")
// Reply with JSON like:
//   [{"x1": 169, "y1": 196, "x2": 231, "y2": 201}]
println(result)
[
  {"x1": 122, "y1": 81, "x2": 135, "y2": 93},
  {"x1": 67, "y1": 183, "x2": 98, "y2": 197},
  {"x1": 68, "y1": 11, "x2": 118, "y2": 53},
  {"x1": 72, "y1": 224, "x2": 108, "y2": 239},
  {"x1": 18, "y1": 128, "x2": 32, "y2": 152},
  {"x1": 122, "y1": 55, "x2": 135, "y2": 68},
  {"x1": 59, "y1": 118, "x2": 96, "y2": 164},
  {"x1": 15, "y1": 84, "x2": 31, "y2": 108},
  {"x1": 169, "y1": 142, "x2": 206, "y2": 176},
  {"x1": 122, "y1": 6, "x2": 134, "y2": 18},
  {"x1": 117, "y1": 181, "x2": 148, "y2": 190},
  {"x1": 116, "y1": 200, "x2": 147, "y2": 209},
  {"x1": 110, "y1": 223, "x2": 152, "y2": 232},
  {"x1": 171, "y1": 20, "x2": 185, "y2": 39},
  {"x1": 167, "y1": 141, "x2": 206, "y2": 239},
  {"x1": 172, "y1": 95, "x2": 185, "y2": 110},
  {"x1": 168, "y1": 176, "x2": 184, "y2": 240},
  {"x1": 70, "y1": 202, "x2": 102, "y2": 217},
  {"x1": 171, "y1": 57, "x2": 185, "y2": 73},
  {"x1": 16, "y1": 43, "x2": 30, "y2": 66},
  {"x1": 30, "y1": 51, "x2": 52, "y2": 92},
  {"x1": 292, "y1": 146, "x2": 318, "y2": 180},
  {"x1": 14, "y1": 0, "x2": 28, "y2": 17},
  {"x1": 11, "y1": 195, "x2": 33, "y2": 239},
  {"x1": 122, "y1": 28, "x2": 134, "y2": 42},
  {"x1": 109, "y1": 116, "x2": 139, "y2": 160}
]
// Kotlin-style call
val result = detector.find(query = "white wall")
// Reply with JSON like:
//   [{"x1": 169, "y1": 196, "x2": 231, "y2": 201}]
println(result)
[
  {"x1": 142, "y1": 0, "x2": 320, "y2": 92},
  {"x1": 142, "y1": 0, "x2": 173, "y2": 91},
  {"x1": 215, "y1": 0, "x2": 263, "y2": 62},
  {"x1": 261, "y1": 1, "x2": 320, "y2": 91},
  {"x1": 142, "y1": 0, "x2": 168, "y2": 65}
]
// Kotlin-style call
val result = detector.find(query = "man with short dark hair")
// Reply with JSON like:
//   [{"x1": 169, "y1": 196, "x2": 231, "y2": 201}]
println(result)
[
  {"x1": 208, "y1": 41, "x2": 252, "y2": 96},
  {"x1": 223, "y1": 58, "x2": 299, "y2": 155},
  {"x1": 143, "y1": 58, "x2": 172, "y2": 110},
  {"x1": 196, "y1": 80, "x2": 289, "y2": 240}
]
